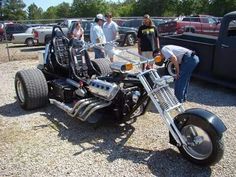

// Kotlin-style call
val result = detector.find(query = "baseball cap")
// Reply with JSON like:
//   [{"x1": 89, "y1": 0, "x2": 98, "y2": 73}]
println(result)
[{"x1": 96, "y1": 14, "x2": 106, "y2": 21}]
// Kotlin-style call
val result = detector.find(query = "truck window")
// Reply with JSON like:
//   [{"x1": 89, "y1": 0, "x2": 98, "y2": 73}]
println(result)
[
  {"x1": 182, "y1": 17, "x2": 190, "y2": 21},
  {"x1": 208, "y1": 17, "x2": 216, "y2": 24},
  {"x1": 191, "y1": 17, "x2": 200, "y2": 22},
  {"x1": 228, "y1": 20, "x2": 236, "y2": 36},
  {"x1": 201, "y1": 17, "x2": 208, "y2": 23}
]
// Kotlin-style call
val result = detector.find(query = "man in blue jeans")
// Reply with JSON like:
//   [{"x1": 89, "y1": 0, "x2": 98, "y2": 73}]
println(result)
[{"x1": 158, "y1": 45, "x2": 199, "y2": 103}]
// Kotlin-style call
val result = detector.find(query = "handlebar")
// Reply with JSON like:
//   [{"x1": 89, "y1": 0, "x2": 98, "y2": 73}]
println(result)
[{"x1": 77, "y1": 40, "x2": 159, "y2": 70}]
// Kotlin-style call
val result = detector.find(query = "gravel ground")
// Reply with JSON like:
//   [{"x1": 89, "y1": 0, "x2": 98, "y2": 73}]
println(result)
[{"x1": 0, "y1": 45, "x2": 236, "y2": 177}]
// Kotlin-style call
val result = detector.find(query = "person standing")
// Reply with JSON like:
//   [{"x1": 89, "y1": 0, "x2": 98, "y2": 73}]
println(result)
[
  {"x1": 137, "y1": 14, "x2": 160, "y2": 71},
  {"x1": 103, "y1": 12, "x2": 118, "y2": 62},
  {"x1": 72, "y1": 20, "x2": 84, "y2": 40},
  {"x1": 90, "y1": 14, "x2": 106, "y2": 59},
  {"x1": 158, "y1": 45, "x2": 199, "y2": 103}
]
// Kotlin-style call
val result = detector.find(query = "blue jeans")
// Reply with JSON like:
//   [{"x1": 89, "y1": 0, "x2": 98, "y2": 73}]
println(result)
[
  {"x1": 175, "y1": 53, "x2": 199, "y2": 103},
  {"x1": 94, "y1": 48, "x2": 105, "y2": 59}
]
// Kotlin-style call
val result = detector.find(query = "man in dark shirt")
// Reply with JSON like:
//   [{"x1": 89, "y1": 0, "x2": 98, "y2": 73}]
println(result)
[{"x1": 137, "y1": 14, "x2": 160, "y2": 70}]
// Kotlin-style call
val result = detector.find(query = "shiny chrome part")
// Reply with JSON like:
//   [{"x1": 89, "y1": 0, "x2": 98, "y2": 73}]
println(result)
[
  {"x1": 88, "y1": 79, "x2": 120, "y2": 101},
  {"x1": 137, "y1": 69, "x2": 186, "y2": 146},
  {"x1": 132, "y1": 91, "x2": 141, "y2": 103},
  {"x1": 182, "y1": 125, "x2": 213, "y2": 160},
  {"x1": 110, "y1": 62, "x2": 129, "y2": 73},
  {"x1": 50, "y1": 97, "x2": 111, "y2": 121},
  {"x1": 16, "y1": 80, "x2": 25, "y2": 103},
  {"x1": 75, "y1": 88, "x2": 87, "y2": 97},
  {"x1": 83, "y1": 101, "x2": 111, "y2": 120},
  {"x1": 66, "y1": 79, "x2": 80, "y2": 88}
]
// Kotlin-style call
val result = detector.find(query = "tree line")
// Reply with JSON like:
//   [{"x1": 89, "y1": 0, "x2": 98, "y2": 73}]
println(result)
[{"x1": 0, "y1": 0, "x2": 236, "y2": 21}]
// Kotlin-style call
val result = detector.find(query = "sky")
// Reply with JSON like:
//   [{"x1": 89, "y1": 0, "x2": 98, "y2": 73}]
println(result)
[
  {"x1": 23, "y1": 0, "x2": 122, "y2": 11},
  {"x1": 23, "y1": 0, "x2": 73, "y2": 11}
]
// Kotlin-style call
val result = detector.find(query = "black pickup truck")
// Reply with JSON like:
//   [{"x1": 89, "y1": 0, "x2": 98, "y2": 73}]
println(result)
[{"x1": 160, "y1": 11, "x2": 236, "y2": 89}]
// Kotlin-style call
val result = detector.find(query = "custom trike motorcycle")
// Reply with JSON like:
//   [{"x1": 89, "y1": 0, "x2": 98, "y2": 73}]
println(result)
[{"x1": 15, "y1": 26, "x2": 226, "y2": 166}]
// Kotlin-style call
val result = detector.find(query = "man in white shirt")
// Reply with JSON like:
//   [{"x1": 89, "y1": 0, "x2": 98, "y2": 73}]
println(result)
[
  {"x1": 90, "y1": 14, "x2": 106, "y2": 59},
  {"x1": 157, "y1": 45, "x2": 199, "y2": 103},
  {"x1": 103, "y1": 12, "x2": 118, "y2": 62}
]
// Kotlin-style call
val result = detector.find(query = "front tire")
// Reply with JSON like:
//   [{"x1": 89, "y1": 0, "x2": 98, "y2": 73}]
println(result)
[
  {"x1": 15, "y1": 68, "x2": 48, "y2": 110},
  {"x1": 25, "y1": 38, "x2": 34, "y2": 47},
  {"x1": 175, "y1": 114, "x2": 224, "y2": 166}
]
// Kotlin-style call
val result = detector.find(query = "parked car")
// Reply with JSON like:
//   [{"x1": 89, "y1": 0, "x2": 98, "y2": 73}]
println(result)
[
  {"x1": 4, "y1": 23, "x2": 29, "y2": 41},
  {"x1": 33, "y1": 19, "x2": 81, "y2": 45},
  {"x1": 12, "y1": 26, "x2": 52, "y2": 46},
  {"x1": 68, "y1": 20, "x2": 138, "y2": 46},
  {"x1": 158, "y1": 15, "x2": 221, "y2": 36},
  {"x1": 117, "y1": 26, "x2": 138, "y2": 46},
  {"x1": 159, "y1": 11, "x2": 236, "y2": 89},
  {"x1": 122, "y1": 19, "x2": 164, "y2": 29}
]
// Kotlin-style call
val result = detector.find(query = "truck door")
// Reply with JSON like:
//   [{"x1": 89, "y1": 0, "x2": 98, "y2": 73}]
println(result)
[
  {"x1": 213, "y1": 17, "x2": 236, "y2": 80},
  {"x1": 201, "y1": 16, "x2": 219, "y2": 36}
]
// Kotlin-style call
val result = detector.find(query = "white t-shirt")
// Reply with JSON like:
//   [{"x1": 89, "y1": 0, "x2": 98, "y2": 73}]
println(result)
[
  {"x1": 161, "y1": 45, "x2": 192, "y2": 64},
  {"x1": 90, "y1": 23, "x2": 106, "y2": 44},
  {"x1": 73, "y1": 27, "x2": 84, "y2": 40},
  {"x1": 103, "y1": 21, "x2": 118, "y2": 42}
]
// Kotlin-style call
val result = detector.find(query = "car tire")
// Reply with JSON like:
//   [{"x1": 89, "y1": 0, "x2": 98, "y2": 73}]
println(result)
[
  {"x1": 185, "y1": 28, "x2": 195, "y2": 33},
  {"x1": 45, "y1": 36, "x2": 51, "y2": 45},
  {"x1": 15, "y1": 68, "x2": 48, "y2": 110},
  {"x1": 25, "y1": 38, "x2": 34, "y2": 47},
  {"x1": 165, "y1": 61, "x2": 177, "y2": 77},
  {"x1": 126, "y1": 34, "x2": 135, "y2": 46}
]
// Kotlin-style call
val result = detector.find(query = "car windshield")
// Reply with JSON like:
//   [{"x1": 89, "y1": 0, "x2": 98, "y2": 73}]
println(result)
[{"x1": 153, "y1": 19, "x2": 165, "y2": 26}]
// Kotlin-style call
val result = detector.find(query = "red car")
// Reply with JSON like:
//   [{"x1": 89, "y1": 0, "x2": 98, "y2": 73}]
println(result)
[{"x1": 158, "y1": 15, "x2": 221, "y2": 36}]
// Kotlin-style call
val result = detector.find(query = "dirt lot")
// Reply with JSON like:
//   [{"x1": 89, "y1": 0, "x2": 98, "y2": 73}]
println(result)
[
  {"x1": 0, "y1": 44, "x2": 236, "y2": 177},
  {"x1": 0, "y1": 43, "x2": 44, "y2": 63}
]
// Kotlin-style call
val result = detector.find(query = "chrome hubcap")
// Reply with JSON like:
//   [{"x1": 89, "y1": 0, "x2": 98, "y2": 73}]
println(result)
[
  {"x1": 16, "y1": 80, "x2": 25, "y2": 103},
  {"x1": 182, "y1": 125, "x2": 213, "y2": 160}
]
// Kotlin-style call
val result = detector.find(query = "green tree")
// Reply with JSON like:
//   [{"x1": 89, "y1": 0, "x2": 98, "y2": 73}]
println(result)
[
  {"x1": 71, "y1": 0, "x2": 109, "y2": 18},
  {"x1": 209, "y1": 0, "x2": 236, "y2": 16},
  {"x1": 115, "y1": 0, "x2": 136, "y2": 17},
  {"x1": 42, "y1": 6, "x2": 58, "y2": 19},
  {"x1": 55, "y1": 2, "x2": 72, "y2": 18},
  {"x1": 2, "y1": 0, "x2": 27, "y2": 20},
  {"x1": 133, "y1": 0, "x2": 171, "y2": 16},
  {"x1": 27, "y1": 3, "x2": 43, "y2": 20}
]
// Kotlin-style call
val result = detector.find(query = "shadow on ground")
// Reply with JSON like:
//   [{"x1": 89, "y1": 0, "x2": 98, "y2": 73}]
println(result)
[
  {"x1": 20, "y1": 47, "x2": 45, "y2": 52},
  {"x1": 0, "y1": 95, "x2": 212, "y2": 176},
  {"x1": 6, "y1": 44, "x2": 28, "y2": 48},
  {"x1": 36, "y1": 104, "x2": 212, "y2": 177},
  {"x1": 0, "y1": 100, "x2": 37, "y2": 117}
]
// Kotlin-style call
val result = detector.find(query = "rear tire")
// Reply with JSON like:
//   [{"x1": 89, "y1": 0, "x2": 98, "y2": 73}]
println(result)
[
  {"x1": 91, "y1": 58, "x2": 112, "y2": 76},
  {"x1": 126, "y1": 34, "x2": 135, "y2": 46},
  {"x1": 15, "y1": 68, "x2": 48, "y2": 110}
]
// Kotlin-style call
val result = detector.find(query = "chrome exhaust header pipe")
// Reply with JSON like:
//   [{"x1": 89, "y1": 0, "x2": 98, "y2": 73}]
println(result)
[
  {"x1": 50, "y1": 97, "x2": 111, "y2": 121},
  {"x1": 82, "y1": 101, "x2": 111, "y2": 121},
  {"x1": 50, "y1": 98, "x2": 96, "y2": 115}
]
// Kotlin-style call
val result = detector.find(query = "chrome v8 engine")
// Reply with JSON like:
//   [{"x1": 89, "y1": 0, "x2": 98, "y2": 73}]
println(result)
[{"x1": 88, "y1": 79, "x2": 120, "y2": 101}]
